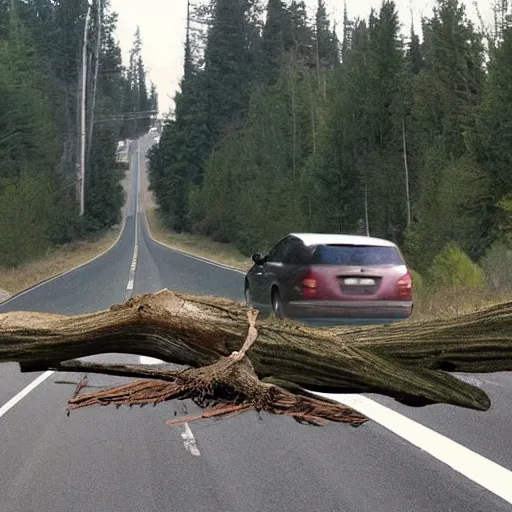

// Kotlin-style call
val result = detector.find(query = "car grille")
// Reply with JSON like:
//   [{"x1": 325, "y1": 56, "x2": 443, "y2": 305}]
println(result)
[{"x1": 338, "y1": 276, "x2": 382, "y2": 295}]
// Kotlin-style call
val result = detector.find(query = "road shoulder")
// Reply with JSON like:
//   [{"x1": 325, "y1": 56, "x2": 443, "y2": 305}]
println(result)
[{"x1": 139, "y1": 151, "x2": 250, "y2": 272}]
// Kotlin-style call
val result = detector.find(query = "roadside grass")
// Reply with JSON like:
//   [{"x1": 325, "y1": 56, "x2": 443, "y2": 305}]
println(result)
[
  {"x1": 0, "y1": 227, "x2": 121, "y2": 296},
  {"x1": 145, "y1": 207, "x2": 252, "y2": 271},
  {"x1": 411, "y1": 287, "x2": 507, "y2": 321}
]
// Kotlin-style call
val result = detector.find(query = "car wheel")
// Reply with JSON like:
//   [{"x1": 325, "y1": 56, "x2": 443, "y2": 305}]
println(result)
[
  {"x1": 271, "y1": 290, "x2": 285, "y2": 319},
  {"x1": 245, "y1": 286, "x2": 253, "y2": 307}
]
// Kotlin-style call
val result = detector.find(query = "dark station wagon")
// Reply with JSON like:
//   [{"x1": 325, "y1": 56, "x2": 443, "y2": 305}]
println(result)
[{"x1": 244, "y1": 233, "x2": 413, "y2": 325}]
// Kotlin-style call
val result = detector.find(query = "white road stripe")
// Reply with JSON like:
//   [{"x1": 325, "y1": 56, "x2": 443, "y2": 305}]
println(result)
[
  {"x1": 139, "y1": 356, "x2": 163, "y2": 365},
  {"x1": 137, "y1": 350, "x2": 512, "y2": 486},
  {"x1": 181, "y1": 423, "x2": 201, "y2": 457},
  {"x1": 124, "y1": 141, "x2": 140, "y2": 300},
  {"x1": 135, "y1": 146, "x2": 199, "y2": 457},
  {"x1": 0, "y1": 371, "x2": 54, "y2": 419},
  {"x1": 139, "y1": 355, "x2": 201, "y2": 457},
  {"x1": 314, "y1": 392, "x2": 512, "y2": 506}
]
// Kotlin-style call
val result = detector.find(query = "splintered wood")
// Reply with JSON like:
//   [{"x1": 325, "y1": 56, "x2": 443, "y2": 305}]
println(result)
[
  {"x1": 1, "y1": 289, "x2": 512, "y2": 428},
  {"x1": 65, "y1": 310, "x2": 368, "y2": 426}
]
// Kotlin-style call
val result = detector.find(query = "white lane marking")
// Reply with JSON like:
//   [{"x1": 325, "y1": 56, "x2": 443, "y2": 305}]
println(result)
[
  {"x1": 181, "y1": 423, "x2": 201, "y2": 457},
  {"x1": 314, "y1": 392, "x2": 512, "y2": 506},
  {"x1": 124, "y1": 141, "x2": 141, "y2": 300},
  {"x1": 0, "y1": 371, "x2": 54, "y2": 419},
  {"x1": 139, "y1": 356, "x2": 163, "y2": 365},
  {"x1": 139, "y1": 355, "x2": 201, "y2": 457}
]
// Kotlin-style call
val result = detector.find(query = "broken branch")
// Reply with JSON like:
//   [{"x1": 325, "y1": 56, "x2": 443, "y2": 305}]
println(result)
[{"x1": 1, "y1": 289, "x2": 512, "y2": 427}]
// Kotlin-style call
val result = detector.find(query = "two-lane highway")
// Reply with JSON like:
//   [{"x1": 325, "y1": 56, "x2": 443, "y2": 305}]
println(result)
[{"x1": 0, "y1": 135, "x2": 511, "y2": 512}]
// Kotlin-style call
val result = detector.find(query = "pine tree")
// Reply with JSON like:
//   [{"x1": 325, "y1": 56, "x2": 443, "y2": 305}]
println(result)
[
  {"x1": 0, "y1": 0, "x2": 58, "y2": 265},
  {"x1": 315, "y1": 0, "x2": 339, "y2": 72},
  {"x1": 148, "y1": 1, "x2": 209, "y2": 232},
  {"x1": 146, "y1": 0, "x2": 505, "y2": 276},
  {"x1": 261, "y1": 0, "x2": 289, "y2": 85},
  {"x1": 0, "y1": 0, "x2": 150, "y2": 266},
  {"x1": 469, "y1": 22, "x2": 512, "y2": 253},
  {"x1": 405, "y1": 0, "x2": 486, "y2": 267},
  {"x1": 204, "y1": 0, "x2": 259, "y2": 140}
]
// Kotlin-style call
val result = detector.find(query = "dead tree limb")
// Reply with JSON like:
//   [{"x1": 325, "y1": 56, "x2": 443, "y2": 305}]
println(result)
[{"x1": 1, "y1": 289, "x2": 512, "y2": 426}]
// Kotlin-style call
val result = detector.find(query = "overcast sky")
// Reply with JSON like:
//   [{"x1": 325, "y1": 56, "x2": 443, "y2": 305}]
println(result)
[{"x1": 109, "y1": 0, "x2": 495, "y2": 115}]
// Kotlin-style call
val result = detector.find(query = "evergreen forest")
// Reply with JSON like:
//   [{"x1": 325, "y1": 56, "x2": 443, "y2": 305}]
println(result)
[
  {"x1": 148, "y1": 0, "x2": 512, "y2": 296},
  {"x1": 0, "y1": 0, "x2": 156, "y2": 267}
]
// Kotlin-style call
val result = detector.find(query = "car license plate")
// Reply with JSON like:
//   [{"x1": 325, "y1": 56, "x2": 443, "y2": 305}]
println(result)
[{"x1": 344, "y1": 277, "x2": 375, "y2": 286}]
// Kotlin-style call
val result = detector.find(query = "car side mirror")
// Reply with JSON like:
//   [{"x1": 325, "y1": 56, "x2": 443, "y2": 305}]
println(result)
[{"x1": 252, "y1": 253, "x2": 266, "y2": 265}]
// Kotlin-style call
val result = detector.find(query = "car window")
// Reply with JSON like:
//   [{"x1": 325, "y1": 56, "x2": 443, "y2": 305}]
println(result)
[
  {"x1": 283, "y1": 239, "x2": 311, "y2": 265},
  {"x1": 267, "y1": 238, "x2": 289, "y2": 263},
  {"x1": 312, "y1": 244, "x2": 403, "y2": 266}
]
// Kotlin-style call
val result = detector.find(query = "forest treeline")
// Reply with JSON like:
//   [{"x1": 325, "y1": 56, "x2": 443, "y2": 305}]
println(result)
[
  {"x1": 148, "y1": 0, "x2": 512, "y2": 292},
  {"x1": 0, "y1": 0, "x2": 156, "y2": 268}
]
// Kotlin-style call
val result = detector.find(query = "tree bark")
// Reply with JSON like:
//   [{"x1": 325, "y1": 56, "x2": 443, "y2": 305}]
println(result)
[{"x1": 1, "y1": 289, "x2": 512, "y2": 426}]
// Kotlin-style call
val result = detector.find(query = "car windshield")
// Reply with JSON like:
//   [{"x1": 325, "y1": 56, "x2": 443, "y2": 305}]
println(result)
[{"x1": 312, "y1": 244, "x2": 403, "y2": 266}]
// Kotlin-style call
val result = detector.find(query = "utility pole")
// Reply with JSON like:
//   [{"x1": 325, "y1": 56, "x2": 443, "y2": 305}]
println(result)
[
  {"x1": 78, "y1": 1, "x2": 92, "y2": 217},
  {"x1": 315, "y1": 2, "x2": 321, "y2": 89},
  {"x1": 402, "y1": 116, "x2": 411, "y2": 228},
  {"x1": 87, "y1": 0, "x2": 102, "y2": 165},
  {"x1": 364, "y1": 178, "x2": 370, "y2": 237}
]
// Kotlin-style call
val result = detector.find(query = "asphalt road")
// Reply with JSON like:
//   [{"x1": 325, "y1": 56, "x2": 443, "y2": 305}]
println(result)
[{"x1": 0, "y1": 135, "x2": 511, "y2": 512}]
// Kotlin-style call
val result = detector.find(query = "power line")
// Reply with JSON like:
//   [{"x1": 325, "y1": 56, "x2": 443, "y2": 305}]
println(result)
[{"x1": 94, "y1": 110, "x2": 160, "y2": 124}]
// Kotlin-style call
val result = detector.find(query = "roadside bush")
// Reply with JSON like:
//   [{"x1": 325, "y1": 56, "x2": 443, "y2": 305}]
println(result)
[
  {"x1": 480, "y1": 240, "x2": 512, "y2": 293},
  {"x1": 429, "y1": 243, "x2": 485, "y2": 290},
  {"x1": 0, "y1": 176, "x2": 52, "y2": 268},
  {"x1": 497, "y1": 194, "x2": 512, "y2": 244},
  {"x1": 409, "y1": 269, "x2": 424, "y2": 298}
]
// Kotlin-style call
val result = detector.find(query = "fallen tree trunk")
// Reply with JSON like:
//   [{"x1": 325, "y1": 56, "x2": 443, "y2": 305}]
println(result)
[{"x1": 1, "y1": 289, "x2": 512, "y2": 426}]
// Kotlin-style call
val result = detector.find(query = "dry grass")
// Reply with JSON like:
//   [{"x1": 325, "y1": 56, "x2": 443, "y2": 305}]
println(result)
[
  {"x1": 0, "y1": 227, "x2": 121, "y2": 295},
  {"x1": 145, "y1": 208, "x2": 252, "y2": 271},
  {"x1": 411, "y1": 287, "x2": 509, "y2": 321}
]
